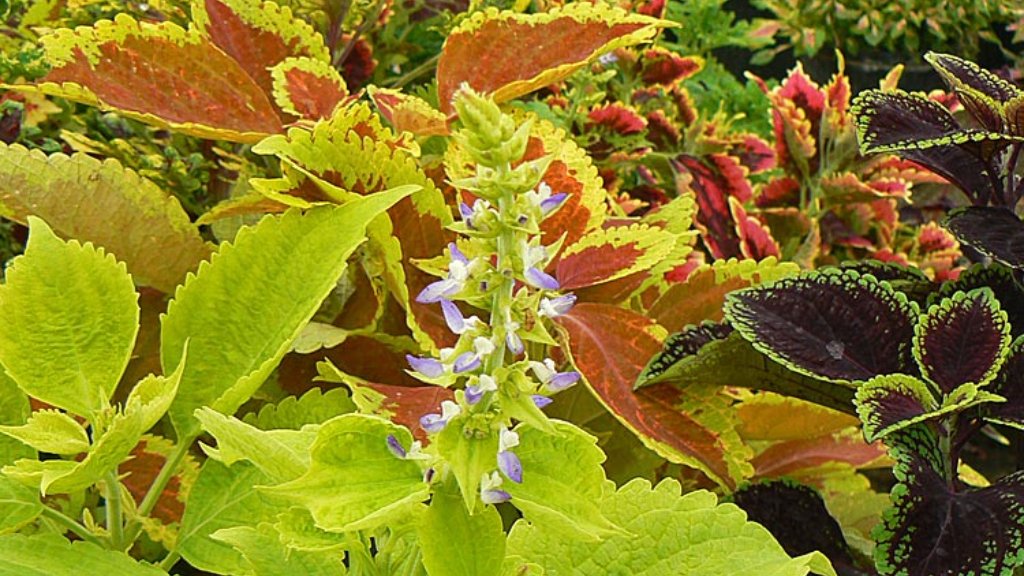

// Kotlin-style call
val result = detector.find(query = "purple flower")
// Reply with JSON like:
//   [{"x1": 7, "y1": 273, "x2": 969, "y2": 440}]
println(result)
[
  {"x1": 416, "y1": 243, "x2": 473, "y2": 303},
  {"x1": 548, "y1": 371, "x2": 581, "y2": 391},
  {"x1": 386, "y1": 435, "x2": 406, "y2": 458},
  {"x1": 539, "y1": 294, "x2": 577, "y2": 318},
  {"x1": 532, "y1": 394, "x2": 554, "y2": 409},
  {"x1": 498, "y1": 450, "x2": 523, "y2": 483},
  {"x1": 453, "y1": 351, "x2": 481, "y2": 373},
  {"x1": 465, "y1": 374, "x2": 497, "y2": 405},
  {"x1": 407, "y1": 354, "x2": 444, "y2": 378},
  {"x1": 539, "y1": 192, "x2": 569, "y2": 215},
  {"x1": 419, "y1": 400, "x2": 461, "y2": 434},
  {"x1": 505, "y1": 327, "x2": 524, "y2": 355},
  {"x1": 525, "y1": 266, "x2": 560, "y2": 290},
  {"x1": 530, "y1": 358, "x2": 581, "y2": 392},
  {"x1": 480, "y1": 471, "x2": 512, "y2": 505},
  {"x1": 459, "y1": 202, "x2": 474, "y2": 224},
  {"x1": 440, "y1": 299, "x2": 479, "y2": 334}
]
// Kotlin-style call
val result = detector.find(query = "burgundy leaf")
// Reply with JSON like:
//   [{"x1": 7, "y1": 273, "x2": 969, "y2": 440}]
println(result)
[
  {"x1": 987, "y1": 336, "x2": 1024, "y2": 428},
  {"x1": 934, "y1": 264, "x2": 1024, "y2": 337},
  {"x1": 944, "y1": 207, "x2": 1024, "y2": 268},
  {"x1": 724, "y1": 269, "x2": 918, "y2": 383},
  {"x1": 855, "y1": 374, "x2": 936, "y2": 442}
]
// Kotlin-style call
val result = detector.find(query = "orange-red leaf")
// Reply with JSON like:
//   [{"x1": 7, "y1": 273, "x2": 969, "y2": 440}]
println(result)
[
  {"x1": 369, "y1": 86, "x2": 450, "y2": 137},
  {"x1": 271, "y1": 57, "x2": 352, "y2": 120}
]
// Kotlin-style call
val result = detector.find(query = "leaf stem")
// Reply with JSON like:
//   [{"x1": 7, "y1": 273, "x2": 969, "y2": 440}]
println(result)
[
  {"x1": 105, "y1": 471, "x2": 124, "y2": 550},
  {"x1": 39, "y1": 506, "x2": 103, "y2": 546},
  {"x1": 122, "y1": 436, "x2": 194, "y2": 546},
  {"x1": 157, "y1": 550, "x2": 181, "y2": 571}
]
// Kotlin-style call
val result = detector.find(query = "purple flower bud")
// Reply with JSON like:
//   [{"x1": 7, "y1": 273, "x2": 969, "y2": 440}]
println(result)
[
  {"x1": 506, "y1": 330, "x2": 524, "y2": 355},
  {"x1": 532, "y1": 394, "x2": 554, "y2": 408},
  {"x1": 453, "y1": 351, "x2": 481, "y2": 373},
  {"x1": 440, "y1": 299, "x2": 467, "y2": 334},
  {"x1": 525, "y1": 267, "x2": 560, "y2": 290},
  {"x1": 465, "y1": 384, "x2": 484, "y2": 405},
  {"x1": 539, "y1": 192, "x2": 569, "y2": 215},
  {"x1": 407, "y1": 354, "x2": 445, "y2": 378},
  {"x1": 386, "y1": 435, "x2": 406, "y2": 459},
  {"x1": 498, "y1": 451, "x2": 523, "y2": 483},
  {"x1": 481, "y1": 488, "x2": 512, "y2": 505},
  {"x1": 548, "y1": 370, "x2": 581, "y2": 391},
  {"x1": 420, "y1": 413, "x2": 447, "y2": 433},
  {"x1": 539, "y1": 294, "x2": 577, "y2": 317},
  {"x1": 459, "y1": 202, "x2": 474, "y2": 222},
  {"x1": 416, "y1": 278, "x2": 460, "y2": 303},
  {"x1": 449, "y1": 242, "x2": 469, "y2": 265}
]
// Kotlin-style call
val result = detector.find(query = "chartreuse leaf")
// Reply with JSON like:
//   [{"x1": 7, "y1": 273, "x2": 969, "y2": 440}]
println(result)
[
  {"x1": 0, "y1": 370, "x2": 32, "y2": 466},
  {"x1": 913, "y1": 288, "x2": 1010, "y2": 393},
  {"x1": 725, "y1": 269, "x2": 918, "y2": 384},
  {"x1": 418, "y1": 481, "x2": 505, "y2": 576},
  {"x1": 436, "y1": 3, "x2": 668, "y2": 114},
  {"x1": 21, "y1": 14, "x2": 283, "y2": 141},
  {"x1": 3, "y1": 353, "x2": 185, "y2": 495},
  {"x1": 272, "y1": 507, "x2": 347, "y2": 552},
  {"x1": 0, "y1": 476, "x2": 41, "y2": 534},
  {"x1": 195, "y1": 407, "x2": 315, "y2": 483},
  {"x1": 876, "y1": 427, "x2": 1024, "y2": 576},
  {"x1": 368, "y1": 86, "x2": 450, "y2": 137},
  {"x1": 504, "y1": 421, "x2": 618, "y2": 541},
  {"x1": 162, "y1": 187, "x2": 414, "y2": 439},
  {"x1": 242, "y1": 388, "x2": 356, "y2": 430},
  {"x1": 177, "y1": 460, "x2": 279, "y2": 575},
  {"x1": 0, "y1": 410, "x2": 89, "y2": 455},
  {"x1": 0, "y1": 143, "x2": 212, "y2": 293},
  {"x1": 259, "y1": 414, "x2": 428, "y2": 532},
  {"x1": 0, "y1": 217, "x2": 138, "y2": 421},
  {"x1": 505, "y1": 478, "x2": 836, "y2": 575},
  {"x1": 436, "y1": 414, "x2": 499, "y2": 514},
  {"x1": 210, "y1": 523, "x2": 345, "y2": 576},
  {"x1": 0, "y1": 534, "x2": 167, "y2": 576}
]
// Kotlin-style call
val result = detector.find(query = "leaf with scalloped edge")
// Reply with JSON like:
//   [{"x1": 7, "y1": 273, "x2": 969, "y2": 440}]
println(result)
[
  {"x1": 368, "y1": 86, "x2": 450, "y2": 137},
  {"x1": 987, "y1": 336, "x2": 1024, "y2": 429},
  {"x1": 875, "y1": 427, "x2": 1024, "y2": 576},
  {"x1": 944, "y1": 207, "x2": 1024, "y2": 268},
  {"x1": 725, "y1": 269, "x2": 919, "y2": 384},
  {"x1": 0, "y1": 534, "x2": 167, "y2": 576},
  {"x1": 210, "y1": 523, "x2": 344, "y2": 576},
  {"x1": 0, "y1": 217, "x2": 138, "y2": 421},
  {"x1": 555, "y1": 224, "x2": 676, "y2": 290},
  {"x1": 647, "y1": 257, "x2": 800, "y2": 334},
  {"x1": 933, "y1": 264, "x2": 1024, "y2": 336},
  {"x1": 637, "y1": 322, "x2": 734, "y2": 387},
  {"x1": 271, "y1": 57, "x2": 351, "y2": 120},
  {"x1": 505, "y1": 478, "x2": 836, "y2": 576},
  {"x1": 192, "y1": 0, "x2": 329, "y2": 105},
  {"x1": 557, "y1": 302, "x2": 743, "y2": 488},
  {"x1": 855, "y1": 374, "x2": 937, "y2": 443},
  {"x1": 673, "y1": 153, "x2": 752, "y2": 259},
  {"x1": 242, "y1": 387, "x2": 356, "y2": 430},
  {"x1": 17, "y1": 14, "x2": 283, "y2": 142},
  {"x1": 913, "y1": 288, "x2": 1010, "y2": 393},
  {"x1": 196, "y1": 407, "x2": 315, "y2": 483},
  {"x1": 0, "y1": 410, "x2": 89, "y2": 455},
  {"x1": 259, "y1": 414, "x2": 428, "y2": 533},
  {"x1": 925, "y1": 52, "x2": 1021, "y2": 133},
  {"x1": 436, "y1": 4, "x2": 668, "y2": 114},
  {"x1": 161, "y1": 187, "x2": 414, "y2": 440},
  {"x1": 0, "y1": 143, "x2": 212, "y2": 293},
  {"x1": 253, "y1": 104, "x2": 452, "y2": 350}
]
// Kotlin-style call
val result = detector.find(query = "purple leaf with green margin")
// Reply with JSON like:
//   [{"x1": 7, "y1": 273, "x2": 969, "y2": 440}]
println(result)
[
  {"x1": 635, "y1": 321, "x2": 733, "y2": 388},
  {"x1": 932, "y1": 264, "x2": 1024, "y2": 337},
  {"x1": 987, "y1": 336, "x2": 1024, "y2": 429},
  {"x1": 724, "y1": 269, "x2": 919, "y2": 384},
  {"x1": 875, "y1": 426, "x2": 1024, "y2": 576},
  {"x1": 944, "y1": 207, "x2": 1024, "y2": 269},
  {"x1": 925, "y1": 52, "x2": 1021, "y2": 133}
]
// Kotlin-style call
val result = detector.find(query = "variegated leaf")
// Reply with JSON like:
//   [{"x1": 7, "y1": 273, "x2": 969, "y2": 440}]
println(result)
[
  {"x1": 556, "y1": 224, "x2": 675, "y2": 290},
  {"x1": 368, "y1": 86, "x2": 450, "y2": 137},
  {"x1": 271, "y1": 57, "x2": 351, "y2": 120}
]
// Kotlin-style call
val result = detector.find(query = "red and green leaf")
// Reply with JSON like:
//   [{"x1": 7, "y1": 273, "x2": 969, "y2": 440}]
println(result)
[
  {"x1": 555, "y1": 224, "x2": 675, "y2": 290},
  {"x1": 270, "y1": 57, "x2": 352, "y2": 121},
  {"x1": 730, "y1": 197, "x2": 780, "y2": 260},
  {"x1": 673, "y1": 153, "x2": 752, "y2": 259},
  {"x1": 751, "y1": 432, "x2": 886, "y2": 478},
  {"x1": 913, "y1": 288, "x2": 1010, "y2": 392},
  {"x1": 724, "y1": 269, "x2": 919, "y2": 383},
  {"x1": 436, "y1": 3, "x2": 667, "y2": 114},
  {"x1": 639, "y1": 48, "x2": 702, "y2": 86},
  {"x1": 368, "y1": 86, "x2": 450, "y2": 137}
]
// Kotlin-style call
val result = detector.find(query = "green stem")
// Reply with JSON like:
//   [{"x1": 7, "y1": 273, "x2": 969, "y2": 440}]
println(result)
[
  {"x1": 39, "y1": 506, "x2": 103, "y2": 546},
  {"x1": 157, "y1": 550, "x2": 181, "y2": 572},
  {"x1": 383, "y1": 54, "x2": 439, "y2": 89},
  {"x1": 122, "y1": 435, "x2": 195, "y2": 546},
  {"x1": 104, "y1": 470, "x2": 124, "y2": 550},
  {"x1": 486, "y1": 167, "x2": 518, "y2": 375}
]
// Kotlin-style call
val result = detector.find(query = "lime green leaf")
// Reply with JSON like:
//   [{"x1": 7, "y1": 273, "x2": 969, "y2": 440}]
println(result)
[
  {"x1": 259, "y1": 414, "x2": 428, "y2": 532},
  {"x1": 0, "y1": 369, "x2": 31, "y2": 466},
  {"x1": 0, "y1": 410, "x2": 89, "y2": 455},
  {"x1": 505, "y1": 478, "x2": 836, "y2": 576},
  {"x1": 418, "y1": 482, "x2": 504, "y2": 576},
  {"x1": 504, "y1": 421, "x2": 618, "y2": 541},
  {"x1": 436, "y1": 415, "x2": 499, "y2": 513},
  {"x1": 0, "y1": 476, "x2": 42, "y2": 534},
  {"x1": 161, "y1": 187, "x2": 415, "y2": 439},
  {"x1": 242, "y1": 388, "x2": 356, "y2": 430},
  {"x1": 195, "y1": 407, "x2": 315, "y2": 483},
  {"x1": 177, "y1": 460, "x2": 279, "y2": 576},
  {"x1": 0, "y1": 217, "x2": 138, "y2": 420},
  {"x1": 211, "y1": 524, "x2": 346, "y2": 576},
  {"x1": 272, "y1": 507, "x2": 347, "y2": 552},
  {"x1": 127, "y1": 347, "x2": 187, "y2": 434},
  {"x1": 0, "y1": 143, "x2": 212, "y2": 293},
  {"x1": 0, "y1": 534, "x2": 168, "y2": 576}
]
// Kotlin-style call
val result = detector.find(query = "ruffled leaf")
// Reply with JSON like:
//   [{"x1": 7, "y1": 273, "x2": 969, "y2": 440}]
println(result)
[
  {"x1": 368, "y1": 86, "x2": 450, "y2": 137},
  {"x1": 436, "y1": 4, "x2": 667, "y2": 113},
  {"x1": 987, "y1": 336, "x2": 1024, "y2": 428},
  {"x1": 0, "y1": 534, "x2": 167, "y2": 575},
  {"x1": 673, "y1": 154, "x2": 752, "y2": 259},
  {"x1": 195, "y1": 407, "x2": 315, "y2": 483},
  {"x1": 933, "y1": 264, "x2": 1024, "y2": 337},
  {"x1": 242, "y1": 387, "x2": 356, "y2": 430},
  {"x1": 725, "y1": 269, "x2": 918, "y2": 384}
]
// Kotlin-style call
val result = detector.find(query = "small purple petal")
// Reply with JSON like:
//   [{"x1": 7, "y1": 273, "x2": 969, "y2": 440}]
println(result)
[
  {"x1": 465, "y1": 385, "x2": 484, "y2": 405},
  {"x1": 540, "y1": 192, "x2": 569, "y2": 215},
  {"x1": 481, "y1": 489, "x2": 512, "y2": 505},
  {"x1": 506, "y1": 331, "x2": 524, "y2": 355},
  {"x1": 548, "y1": 371, "x2": 581, "y2": 391},
  {"x1": 440, "y1": 299, "x2": 466, "y2": 334},
  {"x1": 416, "y1": 279, "x2": 459, "y2": 304},
  {"x1": 407, "y1": 354, "x2": 445, "y2": 378},
  {"x1": 449, "y1": 242, "x2": 469, "y2": 265},
  {"x1": 420, "y1": 413, "x2": 447, "y2": 433},
  {"x1": 386, "y1": 435, "x2": 406, "y2": 459},
  {"x1": 453, "y1": 352, "x2": 481, "y2": 373},
  {"x1": 542, "y1": 294, "x2": 577, "y2": 317},
  {"x1": 526, "y1": 267, "x2": 560, "y2": 290},
  {"x1": 498, "y1": 451, "x2": 523, "y2": 483},
  {"x1": 531, "y1": 394, "x2": 554, "y2": 409},
  {"x1": 459, "y1": 202, "x2": 474, "y2": 220}
]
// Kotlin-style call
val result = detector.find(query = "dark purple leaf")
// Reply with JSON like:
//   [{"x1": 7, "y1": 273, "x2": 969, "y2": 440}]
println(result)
[
  {"x1": 925, "y1": 52, "x2": 1020, "y2": 103},
  {"x1": 913, "y1": 288, "x2": 1010, "y2": 392},
  {"x1": 855, "y1": 374, "x2": 936, "y2": 442},
  {"x1": 933, "y1": 264, "x2": 1024, "y2": 337},
  {"x1": 839, "y1": 260, "x2": 935, "y2": 304},
  {"x1": 987, "y1": 336, "x2": 1024, "y2": 428},
  {"x1": 635, "y1": 321, "x2": 733, "y2": 388},
  {"x1": 877, "y1": 427, "x2": 1024, "y2": 576},
  {"x1": 724, "y1": 269, "x2": 918, "y2": 383},
  {"x1": 733, "y1": 480, "x2": 860, "y2": 575},
  {"x1": 945, "y1": 207, "x2": 1024, "y2": 268}
]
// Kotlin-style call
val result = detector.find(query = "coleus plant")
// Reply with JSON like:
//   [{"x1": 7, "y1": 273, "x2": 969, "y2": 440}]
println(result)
[{"x1": 641, "y1": 260, "x2": 1024, "y2": 575}]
